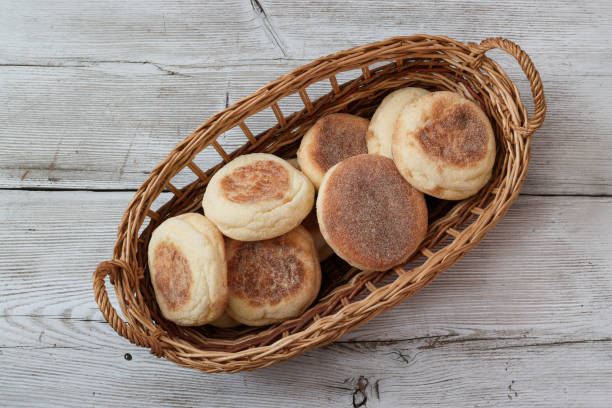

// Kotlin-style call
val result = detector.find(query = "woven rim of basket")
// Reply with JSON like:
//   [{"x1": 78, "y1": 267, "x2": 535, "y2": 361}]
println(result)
[{"x1": 93, "y1": 35, "x2": 546, "y2": 373}]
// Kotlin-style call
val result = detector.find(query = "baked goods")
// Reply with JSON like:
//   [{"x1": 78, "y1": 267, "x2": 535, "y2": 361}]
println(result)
[
  {"x1": 366, "y1": 87, "x2": 430, "y2": 158},
  {"x1": 297, "y1": 113, "x2": 369, "y2": 189},
  {"x1": 317, "y1": 154, "x2": 428, "y2": 271},
  {"x1": 148, "y1": 89, "x2": 499, "y2": 328},
  {"x1": 302, "y1": 209, "x2": 334, "y2": 261},
  {"x1": 225, "y1": 226, "x2": 321, "y2": 326},
  {"x1": 286, "y1": 157, "x2": 300, "y2": 170},
  {"x1": 209, "y1": 311, "x2": 241, "y2": 328},
  {"x1": 392, "y1": 91, "x2": 496, "y2": 200},
  {"x1": 148, "y1": 213, "x2": 228, "y2": 326},
  {"x1": 203, "y1": 153, "x2": 314, "y2": 241}
]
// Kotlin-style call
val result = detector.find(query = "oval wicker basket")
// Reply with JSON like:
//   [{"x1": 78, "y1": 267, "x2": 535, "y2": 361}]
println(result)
[{"x1": 93, "y1": 35, "x2": 546, "y2": 373}]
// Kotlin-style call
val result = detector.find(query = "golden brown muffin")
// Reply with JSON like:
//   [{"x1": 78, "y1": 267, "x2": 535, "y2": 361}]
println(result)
[
  {"x1": 392, "y1": 91, "x2": 496, "y2": 200},
  {"x1": 317, "y1": 154, "x2": 428, "y2": 271},
  {"x1": 297, "y1": 113, "x2": 369, "y2": 189},
  {"x1": 148, "y1": 213, "x2": 228, "y2": 326},
  {"x1": 366, "y1": 87, "x2": 430, "y2": 158},
  {"x1": 225, "y1": 226, "x2": 321, "y2": 326},
  {"x1": 202, "y1": 153, "x2": 314, "y2": 241},
  {"x1": 209, "y1": 311, "x2": 241, "y2": 328},
  {"x1": 286, "y1": 157, "x2": 300, "y2": 170},
  {"x1": 302, "y1": 209, "x2": 334, "y2": 261}
]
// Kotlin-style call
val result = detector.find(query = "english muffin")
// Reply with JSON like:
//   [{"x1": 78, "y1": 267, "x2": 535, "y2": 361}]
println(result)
[
  {"x1": 286, "y1": 157, "x2": 300, "y2": 170},
  {"x1": 209, "y1": 311, "x2": 241, "y2": 328},
  {"x1": 392, "y1": 91, "x2": 496, "y2": 200},
  {"x1": 317, "y1": 154, "x2": 428, "y2": 271},
  {"x1": 297, "y1": 113, "x2": 369, "y2": 189},
  {"x1": 366, "y1": 87, "x2": 430, "y2": 158},
  {"x1": 302, "y1": 209, "x2": 334, "y2": 261},
  {"x1": 203, "y1": 153, "x2": 315, "y2": 241},
  {"x1": 225, "y1": 226, "x2": 321, "y2": 326},
  {"x1": 148, "y1": 213, "x2": 228, "y2": 326}
]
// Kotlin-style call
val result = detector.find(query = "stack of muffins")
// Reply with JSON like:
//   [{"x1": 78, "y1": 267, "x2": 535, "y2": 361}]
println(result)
[{"x1": 147, "y1": 89, "x2": 496, "y2": 328}]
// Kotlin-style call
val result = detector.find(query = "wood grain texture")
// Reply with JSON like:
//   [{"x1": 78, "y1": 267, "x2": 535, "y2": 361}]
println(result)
[
  {"x1": 1, "y1": 65, "x2": 611, "y2": 194},
  {"x1": 0, "y1": 0, "x2": 281, "y2": 65},
  {"x1": 259, "y1": 0, "x2": 612, "y2": 57},
  {"x1": 1, "y1": 0, "x2": 612, "y2": 194},
  {"x1": 1, "y1": 339, "x2": 611, "y2": 407},
  {"x1": 1, "y1": 191, "x2": 611, "y2": 406},
  {"x1": 2, "y1": 0, "x2": 610, "y2": 65},
  {"x1": 2, "y1": 1, "x2": 611, "y2": 406}
]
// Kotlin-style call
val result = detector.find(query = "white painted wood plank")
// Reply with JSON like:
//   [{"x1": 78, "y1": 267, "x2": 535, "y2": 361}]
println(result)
[
  {"x1": 0, "y1": 0, "x2": 281, "y2": 65},
  {"x1": 1, "y1": 0, "x2": 611, "y2": 194},
  {"x1": 1, "y1": 191, "x2": 611, "y2": 406},
  {"x1": 259, "y1": 0, "x2": 612, "y2": 57},
  {"x1": 1, "y1": 64, "x2": 611, "y2": 194},
  {"x1": 0, "y1": 64, "x2": 228, "y2": 190},
  {"x1": 1, "y1": 338, "x2": 611, "y2": 407},
  {"x1": 1, "y1": 0, "x2": 611, "y2": 405},
  {"x1": 2, "y1": 0, "x2": 610, "y2": 66}
]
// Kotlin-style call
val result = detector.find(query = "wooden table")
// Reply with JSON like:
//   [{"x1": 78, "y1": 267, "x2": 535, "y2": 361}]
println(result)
[{"x1": 2, "y1": 1, "x2": 611, "y2": 406}]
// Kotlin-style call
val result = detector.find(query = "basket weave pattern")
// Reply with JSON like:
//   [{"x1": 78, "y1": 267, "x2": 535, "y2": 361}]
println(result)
[{"x1": 93, "y1": 35, "x2": 545, "y2": 373}]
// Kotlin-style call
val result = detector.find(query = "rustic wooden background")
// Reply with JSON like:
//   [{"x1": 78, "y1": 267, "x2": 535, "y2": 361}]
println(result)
[{"x1": 1, "y1": 1, "x2": 611, "y2": 407}]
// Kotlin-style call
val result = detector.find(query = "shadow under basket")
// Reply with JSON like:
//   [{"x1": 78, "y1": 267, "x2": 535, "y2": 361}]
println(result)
[{"x1": 93, "y1": 35, "x2": 546, "y2": 373}]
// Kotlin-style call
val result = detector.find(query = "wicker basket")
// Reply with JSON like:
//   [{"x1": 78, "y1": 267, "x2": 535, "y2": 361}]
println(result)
[{"x1": 93, "y1": 35, "x2": 546, "y2": 373}]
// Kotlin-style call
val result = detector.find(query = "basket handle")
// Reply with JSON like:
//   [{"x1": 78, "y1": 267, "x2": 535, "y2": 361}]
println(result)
[
  {"x1": 93, "y1": 259, "x2": 166, "y2": 356},
  {"x1": 473, "y1": 37, "x2": 546, "y2": 137}
]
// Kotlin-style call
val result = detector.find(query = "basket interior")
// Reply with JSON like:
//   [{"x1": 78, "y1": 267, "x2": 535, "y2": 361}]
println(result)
[{"x1": 132, "y1": 57, "x2": 508, "y2": 353}]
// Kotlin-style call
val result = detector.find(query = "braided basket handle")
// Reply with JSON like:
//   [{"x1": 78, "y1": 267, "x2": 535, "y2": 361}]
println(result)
[
  {"x1": 93, "y1": 260, "x2": 166, "y2": 356},
  {"x1": 474, "y1": 37, "x2": 546, "y2": 137}
]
